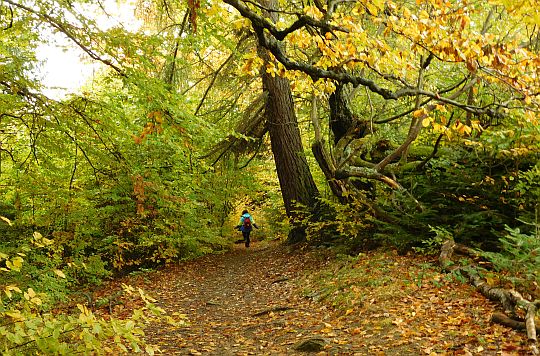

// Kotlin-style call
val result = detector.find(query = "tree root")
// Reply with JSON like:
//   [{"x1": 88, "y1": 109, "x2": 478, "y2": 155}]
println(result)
[
  {"x1": 491, "y1": 313, "x2": 540, "y2": 333},
  {"x1": 271, "y1": 277, "x2": 290, "y2": 284},
  {"x1": 439, "y1": 239, "x2": 540, "y2": 355},
  {"x1": 251, "y1": 306, "x2": 294, "y2": 317}
]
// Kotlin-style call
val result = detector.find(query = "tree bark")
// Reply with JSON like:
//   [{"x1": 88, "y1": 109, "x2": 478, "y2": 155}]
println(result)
[
  {"x1": 329, "y1": 83, "x2": 356, "y2": 144},
  {"x1": 262, "y1": 72, "x2": 319, "y2": 211},
  {"x1": 258, "y1": 0, "x2": 319, "y2": 243},
  {"x1": 310, "y1": 94, "x2": 349, "y2": 203}
]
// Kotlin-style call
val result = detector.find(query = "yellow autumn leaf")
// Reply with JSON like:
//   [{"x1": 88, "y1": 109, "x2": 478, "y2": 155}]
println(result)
[
  {"x1": 27, "y1": 288, "x2": 36, "y2": 298},
  {"x1": 5, "y1": 285, "x2": 22, "y2": 294},
  {"x1": 413, "y1": 109, "x2": 425, "y2": 118},
  {"x1": 403, "y1": 7, "x2": 411, "y2": 19},
  {"x1": 471, "y1": 121, "x2": 484, "y2": 132},
  {"x1": 54, "y1": 269, "x2": 66, "y2": 278},
  {"x1": 0, "y1": 216, "x2": 12, "y2": 225},
  {"x1": 77, "y1": 303, "x2": 91, "y2": 316},
  {"x1": 422, "y1": 117, "x2": 432, "y2": 127},
  {"x1": 10, "y1": 256, "x2": 23, "y2": 271},
  {"x1": 304, "y1": 5, "x2": 324, "y2": 18},
  {"x1": 204, "y1": 3, "x2": 220, "y2": 17},
  {"x1": 366, "y1": 2, "x2": 378, "y2": 16},
  {"x1": 476, "y1": 346, "x2": 484, "y2": 353},
  {"x1": 6, "y1": 310, "x2": 25, "y2": 321},
  {"x1": 146, "y1": 346, "x2": 156, "y2": 356},
  {"x1": 433, "y1": 123, "x2": 446, "y2": 133},
  {"x1": 435, "y1": 104, "x2": 446, "y2": 112},
  {"x1": 372, "y1": 0, "x2": 385, "y2": 9}
]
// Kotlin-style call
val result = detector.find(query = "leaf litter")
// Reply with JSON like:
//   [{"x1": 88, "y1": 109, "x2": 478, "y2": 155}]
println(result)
[{"x1": 93, "y1": 242, "x2": 530, "y2": 355}]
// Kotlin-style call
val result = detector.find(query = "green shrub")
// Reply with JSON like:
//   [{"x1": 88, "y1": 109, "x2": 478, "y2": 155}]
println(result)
[
  {"x1": 305, "y1": 196, "x2": 373, "y2": 249},
  {"x1": 479, "y1": 225, "x2": 540, "y2": 297},
  {"x1": 413, "y1": 225, "x2": 450, "y2": 255},
  {"x1": 0, "y1": 228, "x2": 179, "y2": 355}
]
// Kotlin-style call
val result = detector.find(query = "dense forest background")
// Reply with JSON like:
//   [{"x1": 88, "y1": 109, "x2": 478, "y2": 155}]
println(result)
[{"x1": 0, "y1": 0, "x2": 539, "y2": 353}]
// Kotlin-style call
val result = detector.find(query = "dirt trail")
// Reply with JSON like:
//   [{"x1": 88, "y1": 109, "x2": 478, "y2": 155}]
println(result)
[
  {"x1": 131, "y1": 241, "x2": 527, "y2": 355},
  {"x1": 143, "y1": 242, "x2": 349, "y2": 355}
]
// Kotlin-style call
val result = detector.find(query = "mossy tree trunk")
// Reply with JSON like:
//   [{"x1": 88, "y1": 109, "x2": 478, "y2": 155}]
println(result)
[{"x1": 258, "y1": 0, "x2": 319, "y2": 243}]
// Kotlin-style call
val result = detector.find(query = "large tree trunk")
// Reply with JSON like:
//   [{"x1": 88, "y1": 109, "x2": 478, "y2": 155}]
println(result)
[
  {"x1": 258, "y1": 0, "x2": 319, "y2": 243},
  {"x1": 262, "y1": 73, "x2": 319, "y2": 237}
]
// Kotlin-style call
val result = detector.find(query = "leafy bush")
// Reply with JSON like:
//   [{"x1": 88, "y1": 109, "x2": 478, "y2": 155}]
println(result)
[
  {"x1": 511, "y1": 165, "x2": 540, "y2": 231},
  {"x1": 373, "y1": 143, "x2": 537, "y2": 251},
  {"x1": 0, "y1": 227, "x2": 178, "y2": 355},
  {"x1": 479, "y1": 225, "x2": 540, "y2": 298},
  {"x1": 412, "y1": 226, "x2": 450, "y2": 255},
  {"x1": 305, "y1": 196, "x2": 373, "y2": 249}
]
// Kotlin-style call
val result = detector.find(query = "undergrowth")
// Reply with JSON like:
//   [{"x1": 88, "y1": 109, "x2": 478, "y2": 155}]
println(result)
[{"x1": 0, "y1": 225, "x2": 184, "y2": 354}]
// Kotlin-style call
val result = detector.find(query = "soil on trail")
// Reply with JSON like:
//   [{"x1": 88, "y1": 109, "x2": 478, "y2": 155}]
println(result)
[
  {"x1": 143, "y1": 242, "x2": 342, "y2": 355},
  {"x1": 120, "y1": 241, "x2": 528, "y2": 355}
]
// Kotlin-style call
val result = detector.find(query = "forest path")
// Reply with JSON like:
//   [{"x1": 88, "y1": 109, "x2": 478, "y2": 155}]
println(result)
[
  {"x1": 142, "y1": 241, "x2": 348, "y2": 355},
  {"x1": 118, "y1": 240, "x2": 527, "y2": 355}
]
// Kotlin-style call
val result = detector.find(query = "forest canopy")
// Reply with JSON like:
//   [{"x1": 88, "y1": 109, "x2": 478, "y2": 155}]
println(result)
[{"x1": 0, "y1": 0, "x2": 537, "y2": 264}]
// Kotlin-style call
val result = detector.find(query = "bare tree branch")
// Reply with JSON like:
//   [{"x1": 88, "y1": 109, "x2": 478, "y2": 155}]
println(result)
[
  {"x1": 224, "y1": 0, "x2": 509, "y2": 121},
  {"x1": 195, "y1": 52, "x2": 235, "y2": 116},
  {"x1": 224, "y1": 0, "x2": 348, "y2": 41}
]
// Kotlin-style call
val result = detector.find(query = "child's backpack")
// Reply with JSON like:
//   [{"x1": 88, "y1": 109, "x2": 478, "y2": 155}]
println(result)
[{"x1": 243, "y1": 216, "x2": 252, "y2": 230}]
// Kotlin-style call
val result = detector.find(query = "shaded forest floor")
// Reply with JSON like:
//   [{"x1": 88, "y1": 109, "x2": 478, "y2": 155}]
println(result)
[{"x1": 98, "y1": 240, "x2": 530, "y2": 355}]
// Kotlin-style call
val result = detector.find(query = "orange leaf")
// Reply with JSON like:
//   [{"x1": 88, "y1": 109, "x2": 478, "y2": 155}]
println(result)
[{"x1": 413, "y1": 109, "x2": 425, "y2": 118}]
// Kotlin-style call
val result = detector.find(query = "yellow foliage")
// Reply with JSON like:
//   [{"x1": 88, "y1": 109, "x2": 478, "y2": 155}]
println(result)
[
  {"x1": 5, "y1": 310, "x2": 25, "y2": 322},
  {"x1": 4, "y1": 285, "x2": 22, "y2": 298},
  {"x1": 413, "y1": 109, "x2": 426, "y2": 118},
  {"x1": 0, "y1": 216, "x2": 12, "y2": 225},
  {"x1": 304, "y1": 6, "x2": 324, "y2": 19},
  {"x1": 54, "y1": 269, "x2": 66, "y2": 278},
  {"x1": 6, "y1": 256, "x2": 23, "y2": 271}
]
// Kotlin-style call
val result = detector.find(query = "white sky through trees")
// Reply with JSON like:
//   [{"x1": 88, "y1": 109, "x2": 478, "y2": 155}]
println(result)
[
  {"x1": 37, "y1": 33, "x2": 97, "y2": 99},
  {"x1": 36, "y1": 0, "x2": 141, "y2": 99}
]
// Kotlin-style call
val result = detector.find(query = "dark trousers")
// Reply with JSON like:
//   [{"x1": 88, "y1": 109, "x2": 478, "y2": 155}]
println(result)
[{"x1": 242, "y1": 230, "x2": 251, "y2": 247}]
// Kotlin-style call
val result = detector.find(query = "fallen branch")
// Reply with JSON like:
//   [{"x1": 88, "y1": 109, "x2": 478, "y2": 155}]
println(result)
[
  {"x1": 491, "y1": 312, "x2": 529, "y2": 331},
  {"x1": 271, "y1": 277, "x2": 289, "y2": 284},
  {"x1": 439, "y1": 239, "x2": 540, "y2": 355},
  {"x1": 492, "y1": 312, "x2": 540, "y2": 354},
  {"x1": 251, "y1": 306, "x2": 294, "y2": 317}
]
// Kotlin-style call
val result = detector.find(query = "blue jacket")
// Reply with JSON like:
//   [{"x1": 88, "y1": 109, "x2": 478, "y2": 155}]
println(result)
[{"x1": 239, "y1": 213, "x2": 255, "y2": 232}]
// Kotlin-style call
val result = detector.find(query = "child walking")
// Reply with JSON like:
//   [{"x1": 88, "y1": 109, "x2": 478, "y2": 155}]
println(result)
[{"x1": 237, "y1": 209, "x2": 258, "y2": 248}]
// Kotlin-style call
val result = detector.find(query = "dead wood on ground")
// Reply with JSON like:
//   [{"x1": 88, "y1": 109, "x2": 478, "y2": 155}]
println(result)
[{"x1": 439, "y1": 239, "x2": 540, "y2": 355}]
